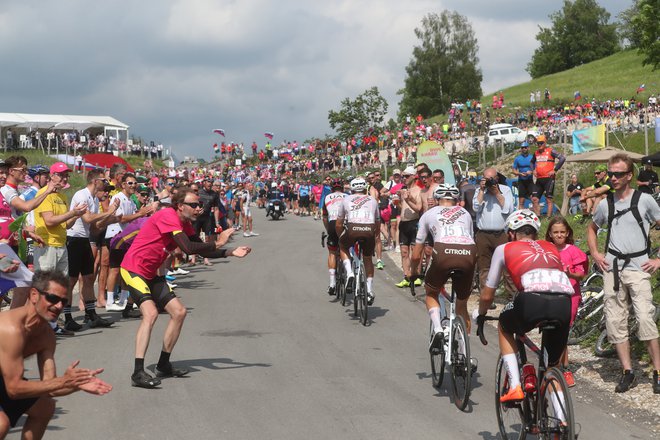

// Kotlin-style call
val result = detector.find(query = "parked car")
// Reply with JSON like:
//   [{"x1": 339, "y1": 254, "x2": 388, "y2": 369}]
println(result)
[{"x1": 486, "y1": 124, "x2": 539, "y2": 146}]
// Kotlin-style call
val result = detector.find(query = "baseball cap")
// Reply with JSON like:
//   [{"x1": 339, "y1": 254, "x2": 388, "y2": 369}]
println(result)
[
  {"x1": 137, "y1": 184, "x2": 149, "y2": 192},
  {"x1": 392, "y1": 168, "x2": 401, "y2": 175},
  {"x1": 50, "y1": 162, "x2": 72, "y2": 174},
  {"x1": 402, "y1": 166, "x2": 416, "y2": 176},
  {"x1": 643, "y1": 158, "x2": 652, "y2": 165},
  {"x1": 595, "y1": 164, "x2": 607, "y2": 173},
  {"x1": 521, "y1": 142, "x2": 529, "y2": 148},
  {"x1": 136, "y1": 175, "x2": 149, "y2": 184}
]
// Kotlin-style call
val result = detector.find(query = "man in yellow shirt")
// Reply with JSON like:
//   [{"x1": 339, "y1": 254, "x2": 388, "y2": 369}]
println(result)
[{"x1": 33, "y1": 162, "x2": 88, "y2": 331}]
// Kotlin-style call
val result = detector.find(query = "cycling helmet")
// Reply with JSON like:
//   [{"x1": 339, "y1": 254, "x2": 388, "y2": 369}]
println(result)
[
  {"x1": 536, "y1": 134, "x2": 546, "y2": 144},
  {"x1": 331, "y1": 178, "x2": 343, "y2": 190},
  {"x1": 433, "y1": 183, "x2": 459, "y2": 200},
  {"x1": 350, "y1": 177, "x2": 367, "y2": 192},
  {"x1": 28, "y1": 165, "x2": 49, "y2": 179},
  {"x1": 506, "y1": 209, "x2": 541, "y2": 232}
]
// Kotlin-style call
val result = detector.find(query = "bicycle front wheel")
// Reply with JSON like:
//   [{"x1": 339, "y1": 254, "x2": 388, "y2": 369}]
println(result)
[
  {"x1": 359, "y1": 262, "x2": 368, "y2": 326},
  {"x1": 594, "y1": 329, "x2": 616, "y2": 357},
  {"x1": 538, "y1": 367, "x2": 575, "y2": 440},
  {"x1": 430, "y1": 321, "x2": 445, "y2": 388},
  {"x1": 450, "y1": 316, "x2": 471, "y2": 411},
  {"x1": 567, "y1": 288, "x2": 603, "y2": 345},
  {"x1": 495, "y1": 356, "x2": 527, "y2": 440}
]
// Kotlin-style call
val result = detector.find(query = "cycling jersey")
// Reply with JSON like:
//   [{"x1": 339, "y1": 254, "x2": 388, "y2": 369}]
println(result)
[
  {"x1": 322, "y1": 192, "x2": 346, "y2": 221},
  {"x1": 415, "y1": 206, "x2": 474, "y2": 246},
  {"x1": 513, "y1": 153, "x2": 534, "y2": 181},
  {"x1": 337, "y1": 194, "x2": 380, "y2": 224},
  {"x1": 298, "y1": 185, "x2": 311, "y2": 197},
  {"x1": 485, "y1": 239, "x2": 573, "y2": 294},
  {"x1": 531, "y1": 147, "x2": 563, "y2": 179}
]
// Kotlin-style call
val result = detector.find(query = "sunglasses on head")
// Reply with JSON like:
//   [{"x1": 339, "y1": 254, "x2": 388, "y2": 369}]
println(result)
[
  {"x1": 183, "y1": 202, "x2": 201, "y2": 209},
  {"x1": 607, "y1": 170, "x2": 630, "y2": 179},
  {"x1": 37, "y1": 289, "x2": 68, "y2": 306}
]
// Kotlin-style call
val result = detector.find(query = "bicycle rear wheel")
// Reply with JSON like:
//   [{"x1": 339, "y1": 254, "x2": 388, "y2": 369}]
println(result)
[
  {"x1": 429, "y1": 321, "x2": 445, "y2": 388},
  {"x1": 358, "y1": 262, "x2": 368, "y2": 326},
  {"x1": 594, "y1": 328, "x2": 616, "y2": 357},
  {"x1": 450, "y1": 316, "x2": 471, "y2": 411},
  {"x1": 567, "y1": 288, "x2": 603, "y2": 345},
  {"x1": 538, "y1": 367, "x2": 575, "y2": 440},
  {"x1": 336, "y1": 261, "x2": 346, "y2": 305},
  {"x1": 495, "y1": 356, "x2": 527, "y2": 440}
]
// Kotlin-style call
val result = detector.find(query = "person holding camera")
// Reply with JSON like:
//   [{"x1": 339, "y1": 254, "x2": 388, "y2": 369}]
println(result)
[{"x1": 472, "y1": 168, "x2": 515, "y2": 298}]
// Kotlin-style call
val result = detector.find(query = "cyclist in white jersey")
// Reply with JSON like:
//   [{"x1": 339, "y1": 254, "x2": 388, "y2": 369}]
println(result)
[
  {"x1": 336, "y1": 178, "x2": 380, "y2": 305},
  {"x1": 322, "y1": 179, "x2": 347, "y2": 295},
  {"x1": 411, "y1": 184, "x2": 477, "y2": 351}
]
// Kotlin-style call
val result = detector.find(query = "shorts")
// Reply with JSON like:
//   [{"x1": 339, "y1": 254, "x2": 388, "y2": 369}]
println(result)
[
  {"x1": 194, "y1": 216, "x2": 215, "y2": 237},
  {"x1": 120, "y1": 268, "x2": 176, "y2": 308},
  {"x1": 424, "y1": 243, "x2": 476, "y2": 300},
  {"x1": 33, "y1": 246, "x2": 68, "y2": 275},
  {"x1": 242, "y1": 206, "x2": 252, "y2": 217},
  {"x1": 517, "y1": 179, "x2": 534, "y2": 199},
  {"x1": 66, "y1": 237, "x2": 94, "y2": 277},
  {"x1": 300, "y1": 195, "x2": 310, "y2": 208},
  {"x1": 398, "y1": 219, "x2": 418, "y2": 246},
  {"x1": 532, "y1": 177, "x2": 555, "y2": 199},
  {"x1": 325, "y1": 220, "x2": 339, "y2": 252},
  {"x1": 603, "y1": 269, "x2": 659, "y2": 344},
  {"x1": 389, "y1": 205, "x2": 400, "y2": 222},
  {"x1": 499, "y1": 292, "x2": 571, "y2": 366},
  {"x1": 109, "y1": 248, "x2": 128, "y2": 269},
  {"x1": 339, "y1": 223, "x2": 377, "y2": 257},
  {"x1": 0, "y1": 375, "x2": 38, "y2": 427}
]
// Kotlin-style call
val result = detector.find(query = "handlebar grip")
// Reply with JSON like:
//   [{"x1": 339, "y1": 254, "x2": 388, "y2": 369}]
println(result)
[{"x1": 477, "y1": 315, "x2": 498, "y2": 346}]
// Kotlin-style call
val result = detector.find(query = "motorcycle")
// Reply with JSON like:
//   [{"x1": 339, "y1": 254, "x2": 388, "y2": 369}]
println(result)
[{"x1": 266, "y1": 198, "x2": 285, "y2": 220}]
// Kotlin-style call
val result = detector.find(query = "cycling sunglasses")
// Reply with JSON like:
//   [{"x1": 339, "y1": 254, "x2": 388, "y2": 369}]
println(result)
[
  {"x1": 607, "y1": 171, "x2": 630, "y2": 179},
  {"x1": 183, "y1": 202, "x2": 202, "y2": 209},
  {"x1": 37, "y1": 289, "x2": 68, "y2": 306}
]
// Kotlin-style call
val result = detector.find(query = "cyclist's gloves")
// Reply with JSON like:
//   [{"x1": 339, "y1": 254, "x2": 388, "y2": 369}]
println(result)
[{"x1": 476, "y1": 314, "x2": 487, "y2": 345}]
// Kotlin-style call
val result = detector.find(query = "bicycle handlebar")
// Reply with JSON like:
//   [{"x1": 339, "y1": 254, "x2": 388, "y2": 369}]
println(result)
[
  {"x1": 409, "y1": 275, "x2": 420, "y2": 297},
  {"x1": 476, "y1": 315, "x2": 499, "y2": 346},
  {"x1": 321, "y1": 232, "x2": 327, "y2": 248}
]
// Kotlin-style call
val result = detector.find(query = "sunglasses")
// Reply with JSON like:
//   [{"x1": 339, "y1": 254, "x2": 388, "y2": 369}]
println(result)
[
  {"x1": 418, "y1": 175, "x2": 429, "y2": 179},
  {"x1": 125, "y1": 181, "x2": 137, "y2": 186},
  {"x1": 37, "y1": 289, "x2": 68, "y2": 306},
  {"x1": 139, "y1": 193, "x2": 149, "y2": 197},
  {"x1": 167, "y1": 182, "x2": 175, "y2": 186},
  {"x1": 607, "y1": 171, "x2": 630, "y2": 179},
  {"x1": 11, "y1": 167, "x2": 27, "y2": 173},
  {"x1": 183, "y1": 202, "x2": 202, "y2": 209}
]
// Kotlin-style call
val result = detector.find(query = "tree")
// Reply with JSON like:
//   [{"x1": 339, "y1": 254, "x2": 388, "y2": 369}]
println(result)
[
  {"x1": 327, "y1": 87, "x2": 388, "y2": 140},
  {"x1": 617, "y1": 0, "x2": 642, "y2": 49},
  {"x1": 527, "y1": 0, "x2": 620, "y2": 78},
  {"x1": 631, "y1": 0, "x2": 659, "y2": 70},
  {"x1": 398, "y1": 11, "x2": 482, "y2": 119}
]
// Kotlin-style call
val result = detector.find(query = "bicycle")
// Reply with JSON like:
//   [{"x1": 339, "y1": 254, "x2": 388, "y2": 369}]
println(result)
[
  {"x1": 567, "y1": 285, "x2": 604, "y2": 345},
  {"x1": 348, "y1": 239, "x2": 368, "y2": 326},
  {"x1": 411, "y1": 270, "x2": 473, "y2": 411},
  {"x1": 594, "y1": 301, "x2": 660, "y2": 358},
  {"x1": 478, "y1": 315, "x2": 577, "y2": 439}
]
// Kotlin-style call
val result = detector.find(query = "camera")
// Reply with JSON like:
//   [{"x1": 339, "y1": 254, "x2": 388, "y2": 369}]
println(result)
[{"x1": 485, "y1": 177, "x2": 497, "y2": 188}]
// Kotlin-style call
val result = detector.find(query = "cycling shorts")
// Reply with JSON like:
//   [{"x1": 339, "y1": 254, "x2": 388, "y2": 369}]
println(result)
[
  {"x1": 424, "y1": 243, "x2": 476, "y2": 300},
  {"x1": 325, "y1": 220, "x2": 339, "y2": 252},
  {"x1": 109, "y1": 248, "x2": 127, "y2": 269},
  {"x1": 499, "y1": 292, "x2": 571, "y2": 366},
  {"x1": 300, "y1": 195, "x2": 310, "y2": 208},
  {"x1": 120, "y1": 268, "x2": 177, "y2": 308},
  {"x1": 532, "y1": 177, "x2": 555, "y2": 199},
  {"x1": 398, "y1": 219, "x2": 418, "y2": 246},
  {"x1": 0, "y1": 376, "x2": 37, "y2": 427},
  {"x1": 339, "y1": 223, "x2": 376, "y2": 257},
  {"x1": 517, "y1": 179, "x2": 535, "y2": 199}
]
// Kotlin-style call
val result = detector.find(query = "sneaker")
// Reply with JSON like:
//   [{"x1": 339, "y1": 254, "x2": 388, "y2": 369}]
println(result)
[
  {"x1": 376, "y1": 260, "x2": 384, "y2": 270},
  {"x1": 88, "y1": 315, "x2": 114, "y2": 328},
  {"x1": 429, "y1": 331, "x2": 443, "y2": 354},
  {"x1": 345, "y1": 273, "x2": 355, "y2": 292},
  {"x1": 395, "y1": 278, "x2": 410, "y2": 288},
  {"x1": 155, "y1": 365, "x2": 190, "y2": 378},
  {"x1": 105, "y1": 303, "x2": 124, "y2": 312},
  {"x1": 614, "y1": 370, "x2": 636, "y2": 393},
  {"x1": 54, "y1": 325, "x2": 75, "y2": 336},
  {"x1": 653, "y1": 370, "x2": 660, "y2": 394},
  {"x1": 327, "y1": 286, "x2": 335, "y2": 296},
  {"x1": 64, "y1": 320, "x2": 83, "y2": 332},
  {"x1": 367, "y1": 292, "x2": 374, "y2": 306},
  {"x1": 414, "y1": 277, "x2": 422, "y2": 286},
  {"x1": 563, "y1": 369, "x2": 576, "y2": 388},
  {"x1": 500, "y1": 384, "x2": 524, "y2": 403},
  {"x1": 243, "y1": 232, "x2": 250, "y2": 237},
  {"x1": 173, "y1": 267, "x2": 190, "y2": 275},
  {"x1": 122, "y1": 308, "x2": 142, "y2": 319},
  {"x1": 131, "y1": 370, "x2": 161, "y2": 389},
  {"x1": 250, "y1": 231, "x2": 259, "y2": 236}
]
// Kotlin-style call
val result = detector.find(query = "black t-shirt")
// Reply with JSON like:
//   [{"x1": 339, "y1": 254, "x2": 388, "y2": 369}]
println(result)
[
  {"x1": 566, "y1": 182, "x2": 584, "y2": 198},
  {"x1": 198, "y1": 188, "x2": 219, "y2": 214},
  {"x1": 637, "y1": 169, "x2": 658, "y2": 194},
  {"x1": 459, "y1": 183, "x2": 477, "y2": 221}
]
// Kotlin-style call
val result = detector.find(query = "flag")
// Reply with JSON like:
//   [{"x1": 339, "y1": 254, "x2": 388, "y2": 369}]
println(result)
[
  {"x1": 572, "y1": 124, "x2": 605, "y2": 153},
  {"x1": 264, "y1": 132, "x2": 274, "y2": 140},
  {"x1": 213, "y1": 129, "x2": 225, "y2": 137},
  {"x1": 574, "y1": 91, "x2": 581, "y2": 101},
  {"x1": 637, "y1": 84, "x2": 645, "y2": 93}
]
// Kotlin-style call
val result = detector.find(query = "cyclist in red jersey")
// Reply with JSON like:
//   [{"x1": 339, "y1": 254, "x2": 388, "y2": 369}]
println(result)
[
  {"x1": 530, "y1": 135, "x2": 565, "y2": 217},
  {"x1": 475, "y1": 209, "x2": 573, "y2": 402}
]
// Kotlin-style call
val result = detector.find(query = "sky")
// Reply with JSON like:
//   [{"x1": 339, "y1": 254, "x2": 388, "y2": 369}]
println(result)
[{"x1": 0, "y1": 0, "x2": 630, "y2": 161}]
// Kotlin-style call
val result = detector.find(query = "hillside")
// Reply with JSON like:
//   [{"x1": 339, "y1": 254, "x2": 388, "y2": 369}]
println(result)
[{"x1": 483, "y1": 50, "x2": 657, "y2": 106}]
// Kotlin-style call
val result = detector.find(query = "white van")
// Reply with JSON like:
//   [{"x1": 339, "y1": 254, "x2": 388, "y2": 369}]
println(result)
[{"x1": 487, "y1": 124, "x2": 538, "y2": 146}]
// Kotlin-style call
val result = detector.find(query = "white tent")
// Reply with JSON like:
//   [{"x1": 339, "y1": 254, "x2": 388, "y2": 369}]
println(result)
[{"x1": 0, "y1": 113, "x2": 128, "y2": 130}]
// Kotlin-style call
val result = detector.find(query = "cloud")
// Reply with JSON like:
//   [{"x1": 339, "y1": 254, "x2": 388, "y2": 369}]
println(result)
[{"x1": 0, "y1": 0, "x2": 632, "y2": 160}]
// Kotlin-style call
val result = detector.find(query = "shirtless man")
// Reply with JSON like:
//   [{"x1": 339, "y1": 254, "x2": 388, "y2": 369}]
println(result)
[
  {"x1": 395, "y1": 166, "x2": 423, "y2": 288},
  {"x1": 0, "y1": 270, "x2": 111, "y2": 439}
]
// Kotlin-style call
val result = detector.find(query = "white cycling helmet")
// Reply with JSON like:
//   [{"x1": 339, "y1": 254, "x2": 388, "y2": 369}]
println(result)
[
  {"x1": 350, "y1": 177, "x2": 368, "y2": 192},
  {"x1": 506, "y1": 209, "x2": 541, "y2": 232},
  {"x1": 433, "y1": 183, "x2": 459, "y2": 200}
]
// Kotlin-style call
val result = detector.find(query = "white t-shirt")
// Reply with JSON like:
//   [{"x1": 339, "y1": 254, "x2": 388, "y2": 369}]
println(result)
[
  {"x1": 67, "y1": 187, "x2": 99, "y2": 238},
  {"x1": 105, "y1": 192, "x2": 136, "y2": 239},
  {"x1": 0, "y1": 185, "x2": 21, "y2": 219}
]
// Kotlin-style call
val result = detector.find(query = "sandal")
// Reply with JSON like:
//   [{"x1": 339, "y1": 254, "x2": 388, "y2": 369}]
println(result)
[
  {"x1": 131, "y1": 370, "x2": 161, "y2": 388},
  {"x1": 155, "y1": 366, "x2": 189, "y2": 378}
]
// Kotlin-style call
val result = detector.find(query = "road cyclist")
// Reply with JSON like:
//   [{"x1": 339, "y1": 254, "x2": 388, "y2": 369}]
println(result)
[{"x1": 321, "y1": 178, "x2": 346, "y2": 296}]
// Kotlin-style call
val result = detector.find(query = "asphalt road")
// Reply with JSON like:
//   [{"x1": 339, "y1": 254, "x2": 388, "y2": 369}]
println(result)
[{"x1": 14, "y1": 211, "x2": 657, "y2": 439}]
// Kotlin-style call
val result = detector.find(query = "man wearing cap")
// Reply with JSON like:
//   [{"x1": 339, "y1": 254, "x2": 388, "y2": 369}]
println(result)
[
  {"x1": 530, "y1": 135, "x2": 565, "y2": 217},
  {"x1": 637, "y1": 159, "x2": 658, "y2": 194},
  {"x1": 395, "y1": 166, "x2": 423, "y2": 288},
  {"x1": 1, "y1": 156, "x2": 58, "y2": 219},
  {"x1": 512, "y1": 142, "x2": 535, "y2": 209},
  {"x1": 580, "y1": 165, "x2": 612, "y2": 218}
]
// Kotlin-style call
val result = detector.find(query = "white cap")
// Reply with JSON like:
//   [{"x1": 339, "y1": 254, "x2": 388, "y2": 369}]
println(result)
[{"x1": 403, "y1": 166, "x2": 416, "y2": 176}]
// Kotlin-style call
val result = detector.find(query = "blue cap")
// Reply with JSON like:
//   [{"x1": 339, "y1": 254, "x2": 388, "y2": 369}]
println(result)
[{"x1": 521, "y1": 142, "x2": 529, "y2": 148}]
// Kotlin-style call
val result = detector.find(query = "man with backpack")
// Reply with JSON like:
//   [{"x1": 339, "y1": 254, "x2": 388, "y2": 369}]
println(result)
[{"x1": 587, "y1": 153, "x2": 660, "y2": 394}]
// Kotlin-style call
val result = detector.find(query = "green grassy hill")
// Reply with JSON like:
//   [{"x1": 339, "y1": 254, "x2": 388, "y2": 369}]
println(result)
[{"x1": 483, "y1": 50, "x2": 657, "y2": 106}]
